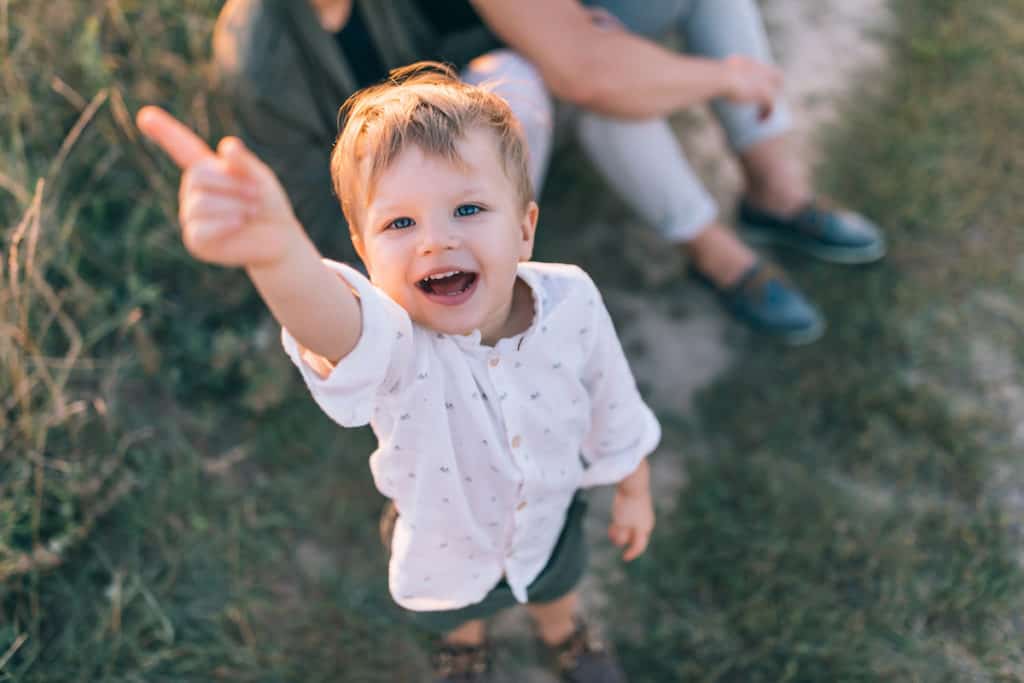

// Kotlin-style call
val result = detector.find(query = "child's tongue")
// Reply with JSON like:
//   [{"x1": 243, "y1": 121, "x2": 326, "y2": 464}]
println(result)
[{"x1": 428, "y1": 272, "x2": 474, "y2": 296}]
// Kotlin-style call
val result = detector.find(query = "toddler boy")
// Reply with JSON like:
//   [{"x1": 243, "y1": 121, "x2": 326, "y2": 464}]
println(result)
[{"x1": 138, "y1": 62, "x2": 660, "y2": 683}]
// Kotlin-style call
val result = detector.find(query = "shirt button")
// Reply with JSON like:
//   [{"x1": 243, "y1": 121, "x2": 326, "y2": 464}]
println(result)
[
  {"x1": 516, "y1": 500, "x2": 528, "y2": 511},
  {"x1": 510, "y1": 435, "x2": 521, "y2": 449},
  {"x1": 489, "y1": 356, "x2": 500, "y2": 368}
]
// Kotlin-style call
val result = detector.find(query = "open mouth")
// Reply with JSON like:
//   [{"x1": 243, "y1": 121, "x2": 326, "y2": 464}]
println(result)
[{"x1": 416, "y1": 270, "x2": 478, "y2": 297}]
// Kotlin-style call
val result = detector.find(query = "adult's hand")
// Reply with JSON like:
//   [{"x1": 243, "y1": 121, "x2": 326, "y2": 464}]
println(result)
[
  {"x1": 136, "y1": 106, "x2": 303, "y2": 269},
  {"x1": 720, "y1": 54, "x2": 784, "y2": 120}
]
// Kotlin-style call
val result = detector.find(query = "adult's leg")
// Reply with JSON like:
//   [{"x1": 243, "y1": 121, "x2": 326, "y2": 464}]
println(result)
[
  {"x1": 571, "y1": 25, "x2": 821, "y2": 340},
  {"x1": 682, "y1": 0, "x2": 885, "y2": 263},
  {"x1": 461, "y1": 49, "x2": 555, "y2": 193},
  {"x1": 573, "y1": 1, "x2": 823, "y2": 342},
  {"x1": 568, "y1": 0, "x2": 765, "y2": 286},
  {"x1": 678, "y1": 0, "x2": 810, "y2": 213},
  {"x1": 574, "y1": 113, "x2": 757, "y2": 286},
  {"x1": 576, "y1": 112, "x2": 823, "y2": 345}
]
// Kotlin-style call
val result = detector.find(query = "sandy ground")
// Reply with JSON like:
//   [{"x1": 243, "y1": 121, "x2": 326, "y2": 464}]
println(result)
[{"x1": 486, "y1": 1, "x2": 894, "y2": 679}]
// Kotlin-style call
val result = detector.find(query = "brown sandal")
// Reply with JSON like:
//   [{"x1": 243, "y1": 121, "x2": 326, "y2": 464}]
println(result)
[
  {"x1": 430, "y1": 640, "x2": 493, "y2": 682},
  {"x1": 543, "y1": 617, "x2": 628, "y2": 683}
]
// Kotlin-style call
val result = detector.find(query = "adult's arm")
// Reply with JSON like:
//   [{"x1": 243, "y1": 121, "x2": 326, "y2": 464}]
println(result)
[{"x1": 469, "y1": 0, "x2": 780, "y2": 119}]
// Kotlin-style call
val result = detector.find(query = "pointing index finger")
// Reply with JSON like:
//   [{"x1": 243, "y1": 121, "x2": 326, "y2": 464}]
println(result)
[{"x1": 136, "y1": 106, "x2": 215, "y2": 170}]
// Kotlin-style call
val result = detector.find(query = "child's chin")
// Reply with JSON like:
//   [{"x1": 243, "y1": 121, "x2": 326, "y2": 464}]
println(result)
[{"x1": 414, "y1": 314, "x2": 477, "y2": 338}]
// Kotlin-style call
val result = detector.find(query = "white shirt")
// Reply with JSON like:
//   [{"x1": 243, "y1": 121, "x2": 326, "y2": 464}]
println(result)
[{"x1": 282, "y1": 260, "x2": 660, "y2": 611}]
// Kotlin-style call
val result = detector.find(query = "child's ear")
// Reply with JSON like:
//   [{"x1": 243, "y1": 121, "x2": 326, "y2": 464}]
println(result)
[
  {"x1": 518, "y1": 201, "x2": 539, "y2": 262},
  {"x1": 350, "y1": 228, "x2": 368, "y2": 264}
]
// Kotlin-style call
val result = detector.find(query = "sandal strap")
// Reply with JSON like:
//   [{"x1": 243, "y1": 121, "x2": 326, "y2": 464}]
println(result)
[
  {"x1": 431, "y1": 641, "x2": 491, "y2": 678},
  {"x1": 548, "y1": 618, "x2": 608, "y2": 673}
]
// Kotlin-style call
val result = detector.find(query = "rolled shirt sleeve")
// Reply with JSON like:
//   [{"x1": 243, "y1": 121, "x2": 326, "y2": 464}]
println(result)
[
  {"x1": 281, "y1": 260, "x2": 413, "y2": 427},
  {"x1": 578, "y1": 278, "x2": 661, "y2": 488}
]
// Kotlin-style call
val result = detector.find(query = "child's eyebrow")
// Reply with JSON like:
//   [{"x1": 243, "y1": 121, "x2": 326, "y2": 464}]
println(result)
[
  {"x1": 453, "y1": 184, "x2": 490, "y2": 199},
  {"x1": 365, "y1": 194, "x2": 418, "y2": 217}
]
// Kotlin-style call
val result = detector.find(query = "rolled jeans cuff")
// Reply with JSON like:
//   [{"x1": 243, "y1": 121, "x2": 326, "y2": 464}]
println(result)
[
  {"x1": 716, "y1": 98, "x2": 794, "y2": 153},
  {"x1": 659, "y1": 195, "x2": 718, "y2": 244}
]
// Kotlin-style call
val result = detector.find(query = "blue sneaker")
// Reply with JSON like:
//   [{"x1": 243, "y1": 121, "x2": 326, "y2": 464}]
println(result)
[
  {"x1": 738, "y1": 199, "x2": 886, "y2": 264},
  {"x1": 691, "y1": 260, "x2": 825, "y2": 346}
]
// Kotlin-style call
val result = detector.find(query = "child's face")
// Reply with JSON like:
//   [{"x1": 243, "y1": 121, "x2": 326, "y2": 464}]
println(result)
[{"x1": 352, "y1": 128, "x2": 538, "y2": 343}]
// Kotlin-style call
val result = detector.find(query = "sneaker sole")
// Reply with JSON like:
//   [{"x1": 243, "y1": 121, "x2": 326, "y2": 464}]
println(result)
[
  {"x1": 739, "y1": 223, "x2": 887, "y2": 265},
  {"x1": 771, "y1": 317, "x2": 827, "y2": 346},
  {"x1": 727, "y1": 302, "x2": 827, "y2": 346}
]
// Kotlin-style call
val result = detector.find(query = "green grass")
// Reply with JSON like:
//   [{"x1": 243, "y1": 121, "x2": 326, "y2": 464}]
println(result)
[
  {"x1": 2, "y1": 2, "x2": 422, "y2": 679},
  {"x1": 607, "y1": 2, "x2": 1024, "y2": 681},
  {"x1": 3, "y1": 0, "x2": 1024, "y2": 681}
]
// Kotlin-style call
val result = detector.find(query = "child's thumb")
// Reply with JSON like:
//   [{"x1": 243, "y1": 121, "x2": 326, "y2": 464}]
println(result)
[{"x1": 218, "y1": 136, "x2": 267, "y2": 180}]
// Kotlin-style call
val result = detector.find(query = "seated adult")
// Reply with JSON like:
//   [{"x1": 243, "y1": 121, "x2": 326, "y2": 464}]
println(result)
[{"x1": 213, "y1": 0, "x2": 885, "y2": 345}]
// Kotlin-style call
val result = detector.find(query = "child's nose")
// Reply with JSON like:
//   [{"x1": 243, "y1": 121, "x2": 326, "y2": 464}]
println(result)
[{"x1": 417, "y1": 217, "x2": 460, "y2": 254}]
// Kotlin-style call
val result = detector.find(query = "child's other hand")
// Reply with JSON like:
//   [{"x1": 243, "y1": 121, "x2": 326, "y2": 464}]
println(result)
[
  {"x1": 136, "y1": 106, "x2": 301, "y2": 269},
  {"x1": 608, "y1": 483, "x2": 654, "y2": 562}
]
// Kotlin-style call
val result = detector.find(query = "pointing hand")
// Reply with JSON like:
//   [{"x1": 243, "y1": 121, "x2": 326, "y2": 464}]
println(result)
[{"x1": 136, "y1": 106, "x2": 302, "y2": 268}]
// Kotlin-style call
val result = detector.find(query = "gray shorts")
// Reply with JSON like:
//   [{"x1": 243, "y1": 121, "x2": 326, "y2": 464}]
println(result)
[{"x1": 380, "y1": 494, "x2": 589, "y2": 634}]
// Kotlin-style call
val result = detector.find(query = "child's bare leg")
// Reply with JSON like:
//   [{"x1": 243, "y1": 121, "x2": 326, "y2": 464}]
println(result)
[
  {"x1": 443, "y1": 618, "x2": 487, "y2": 646},
  {"x1": 526, "y1": 591, "x2": 579, "y2": 645}
]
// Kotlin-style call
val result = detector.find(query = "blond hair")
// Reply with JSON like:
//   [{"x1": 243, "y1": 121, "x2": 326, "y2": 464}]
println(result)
[{"x1": 330, "y1": 61, "x2": 533, "y2": 234}]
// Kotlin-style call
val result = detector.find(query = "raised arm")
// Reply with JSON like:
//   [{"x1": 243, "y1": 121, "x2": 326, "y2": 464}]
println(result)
[
  {"x1": 469, "y1": 0, "x2": 782, "y2": 119},
  {"x1": 136, "y1": 106, "x2": 360, "y2": 364}
]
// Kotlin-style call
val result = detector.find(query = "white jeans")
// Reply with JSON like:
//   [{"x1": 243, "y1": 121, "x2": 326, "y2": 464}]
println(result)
[{"x1": 462, "y1": 0, "x2": 792, "y2": 243}]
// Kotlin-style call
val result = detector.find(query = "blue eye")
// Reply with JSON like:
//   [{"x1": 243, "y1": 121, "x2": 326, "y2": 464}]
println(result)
[
  {"x1": 455, "y1": 204, "x2": 482, "y2": 217},
  {"x1": 388, "y1": 217, "x2": 415, "y2": 230}
]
